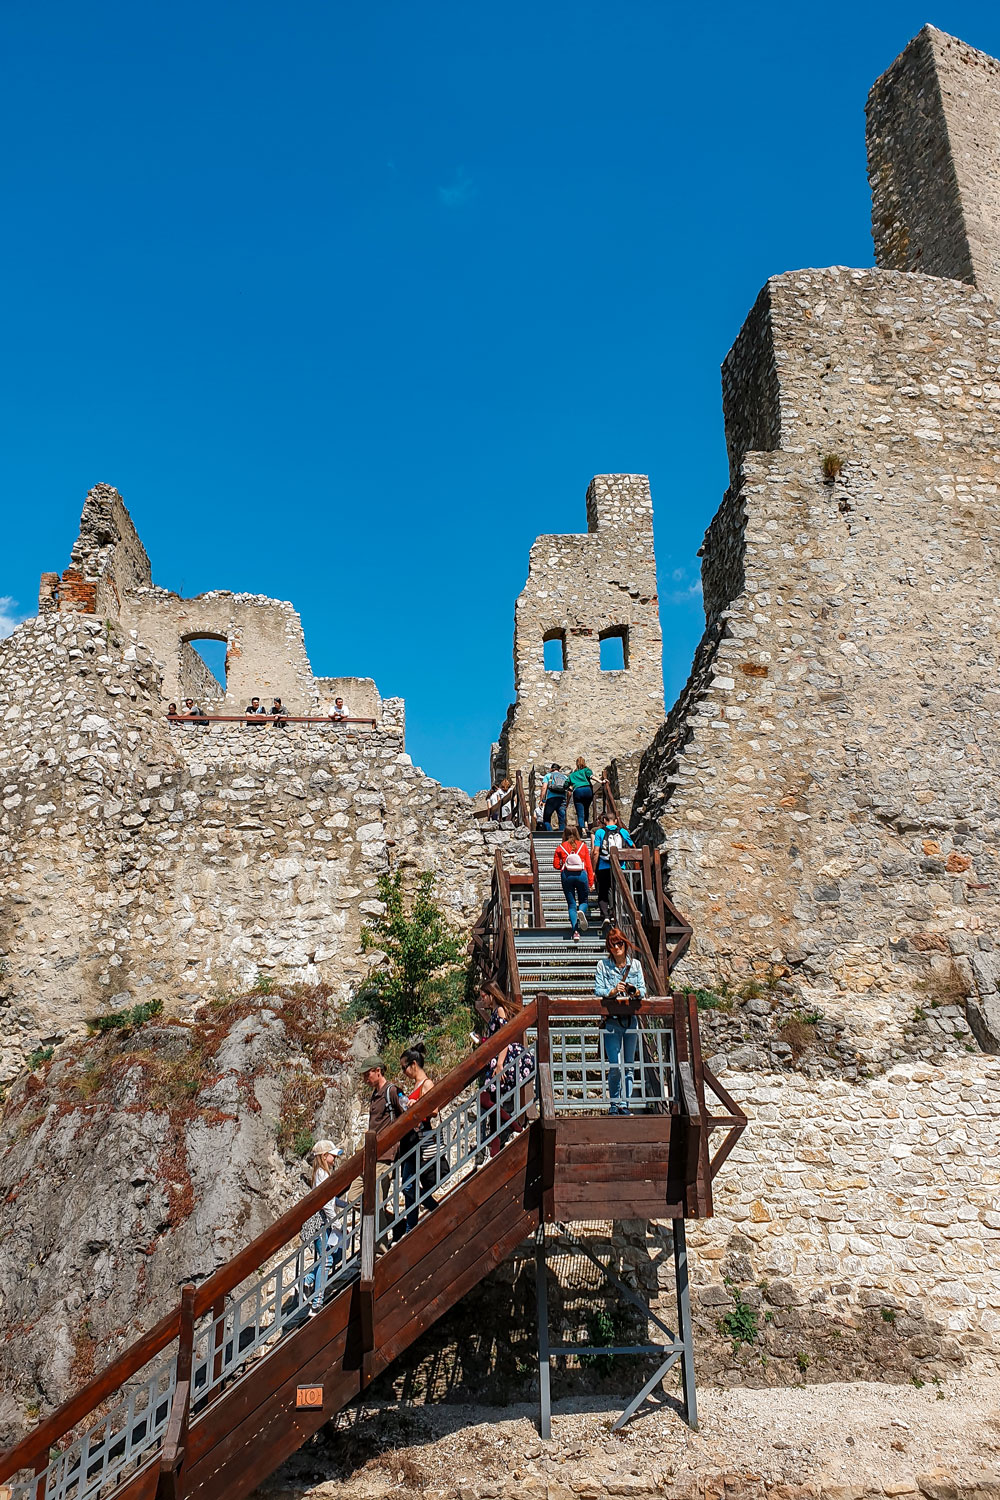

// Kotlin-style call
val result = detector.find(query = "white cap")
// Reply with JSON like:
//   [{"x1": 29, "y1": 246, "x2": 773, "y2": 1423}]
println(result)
[{"x1": 310, "y1": 1139, "x2": 343, "y2": 1157}]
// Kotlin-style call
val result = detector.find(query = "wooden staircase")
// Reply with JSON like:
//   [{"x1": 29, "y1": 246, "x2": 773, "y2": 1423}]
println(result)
[{"x1": 0, "y1": 779, "x2": 745, "y2": 1500}]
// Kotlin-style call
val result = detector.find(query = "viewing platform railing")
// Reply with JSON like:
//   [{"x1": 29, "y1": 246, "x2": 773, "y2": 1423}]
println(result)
[{"x1": 167, "y1": 714, "x2": 378, "y2": 728}]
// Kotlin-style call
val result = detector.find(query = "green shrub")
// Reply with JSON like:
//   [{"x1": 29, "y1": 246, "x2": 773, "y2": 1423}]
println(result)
[
  {"x1": 357, "y1": 872, "x2": 465, "y2": 1043},
  {"x1": 26, "y1": 1046, "x2": 54, "y2": 1071},
  {"x1": 689, "y1": 988, "x2": 734, "y2": 1014},
  {"x1": 87, "y1": 999, "x2": 164, "y2": 1035},
  {"x1": 719, "y1": 1284, "x2": 759, "y2": 1347}
]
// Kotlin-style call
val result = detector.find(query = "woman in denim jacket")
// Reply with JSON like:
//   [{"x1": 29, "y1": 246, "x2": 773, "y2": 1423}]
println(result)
[{"x1": 593, "y1": 927, "x2": 646, "y2": 1114}]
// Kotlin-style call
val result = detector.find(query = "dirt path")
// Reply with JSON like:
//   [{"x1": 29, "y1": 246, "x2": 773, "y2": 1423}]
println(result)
[{"x1": 258, "y1": 1370, "x2": 1000, "y2": 1498}]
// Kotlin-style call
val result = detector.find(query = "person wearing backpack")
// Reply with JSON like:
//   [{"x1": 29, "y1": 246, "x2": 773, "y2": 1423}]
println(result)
[
  {"x1": 347, "y1": 1056, "x2": 407, "y2": 1241},
  {"x1": 541, "y1": 763, "x2": 569, "y2": 832},
  {"x1": 592, "y1": 814, "x2": 635, "y2": 933},
  {"x1": 553, "y1": 830, "x2": 594, "y2": 942},
  {"x1": 568, "y1": 757, "x2": 595, "y2": 832}
]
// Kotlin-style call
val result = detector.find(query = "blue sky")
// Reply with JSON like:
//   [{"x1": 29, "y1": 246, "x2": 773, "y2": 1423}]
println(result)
[{"x1": 2, "y1": 0, "x2": 998, "y2": 792}]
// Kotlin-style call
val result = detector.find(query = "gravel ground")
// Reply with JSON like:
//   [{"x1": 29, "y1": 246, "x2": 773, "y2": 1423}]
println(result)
[{"x1": 258, "y1": 1369, "x2": 1000, "y2": 1498}]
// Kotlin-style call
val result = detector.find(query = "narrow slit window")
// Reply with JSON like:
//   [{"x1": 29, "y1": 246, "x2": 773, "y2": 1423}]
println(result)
[
  {"x1": 543, "y1": 631, "x2": 566, "y2": 671},
  {"x1": 599, "y1": 627, "x2": 628, "y2": 671}
]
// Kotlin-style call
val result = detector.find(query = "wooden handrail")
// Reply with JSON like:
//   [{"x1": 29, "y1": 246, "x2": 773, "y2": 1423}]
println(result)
[
  {"x1": 608, "y1": 851, "x2": 661, "y2": 991},
  {"x1": 527, "y1": 995, "x2": 680, "y2": 1017},
  {"x1": 598, "y1": 776, "x2": 623, "y2": 828},
  {"x1": 167, "y1": 714, "x2": 377, "y2": 726},
  {"x1": 0, "y1": 998, "x2": 540, "y2": 1484},
  {"x1": 515, "y1": 770, "x2": 530, "y2": 829},
  {"x1": 0, "y1": 1304, "x2": 182, "y2": 1483}
]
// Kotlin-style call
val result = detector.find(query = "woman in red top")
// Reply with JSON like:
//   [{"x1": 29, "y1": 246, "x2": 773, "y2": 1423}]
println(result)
[{"x1": 553, "y1": 831, "x2": 594, "y2": 942}]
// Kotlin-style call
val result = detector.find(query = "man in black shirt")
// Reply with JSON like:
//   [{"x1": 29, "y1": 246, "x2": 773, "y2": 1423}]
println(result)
[{"x1": 347, "y1": 1056, "x2": 404, "y2": 1239}]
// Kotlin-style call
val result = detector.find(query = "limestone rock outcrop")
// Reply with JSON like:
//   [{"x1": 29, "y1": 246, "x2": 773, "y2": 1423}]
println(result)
[{"x1": 0, "y1": 991, "x2": 358, "y2": 1443}]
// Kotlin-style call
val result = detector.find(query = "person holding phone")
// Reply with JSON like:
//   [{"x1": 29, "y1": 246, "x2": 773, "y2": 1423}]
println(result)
[{"x1": 593, "y1": 927, "x2": 646, "y2": 1114}]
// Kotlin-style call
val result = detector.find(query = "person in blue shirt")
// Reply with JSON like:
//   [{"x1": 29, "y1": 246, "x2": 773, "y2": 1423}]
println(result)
[
  {"x1": 593, "y1": 927, "x2": 646, "y2": 1114},
  {"x1": 592, "y1": 816, "x2": 635, "y2": 934}
]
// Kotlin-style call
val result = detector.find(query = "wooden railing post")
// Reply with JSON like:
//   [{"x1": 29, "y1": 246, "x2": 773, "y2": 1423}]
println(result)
[
  {"x1": 516, "y1": 769, "x2": 529, "y2": 829},
  {"x1": 536, "y1": 993, "x2": 556, "y2": 1220},
  {"x1": 359, "y1": 1129, "x2": 378, "y2": 1381},
  {"x1": 157, "y1": 1283, "x2": 195, "y2": 1500},
  {"x1": 530, "y1": 838, "x2": 544, "y2": 929}
]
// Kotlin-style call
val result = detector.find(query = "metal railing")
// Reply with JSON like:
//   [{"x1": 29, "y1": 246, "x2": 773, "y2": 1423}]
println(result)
[
  {"x1": 543, "y1": 1013, "x2": 675, "y2": 1114},
  {"x1": 0, "y1": 1005, "x2": 541, "y2": 1500},
  {"x1": 167, "y1": 714, "x2": 377, "y2": 728}
]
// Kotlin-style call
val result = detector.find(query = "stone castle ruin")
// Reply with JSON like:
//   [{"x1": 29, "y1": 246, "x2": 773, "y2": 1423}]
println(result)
[
  {"x1": 0, "y1": 483, "x2": 528, "y2": 1084},
  {"x1": 629, "y1": 25, "x2": 1000, "y2": 1056},
  {"x1": 493, "y1": 473, "x2": 664, "y2": 785},
  {"x1": 5, "y1": 19, "x2": 1000, "y2": 1467},
  {"x1": 38, "y1": 482, "x2": 392, "y2": 723}
]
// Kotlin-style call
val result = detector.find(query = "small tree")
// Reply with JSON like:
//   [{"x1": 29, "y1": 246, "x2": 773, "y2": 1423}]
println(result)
[{"x1": 359, "y1": 871, "x2": 464, "y2": 1043}]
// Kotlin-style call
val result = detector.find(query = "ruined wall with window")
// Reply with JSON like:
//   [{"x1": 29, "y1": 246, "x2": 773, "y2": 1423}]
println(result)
[
  {"x1": 492, "y1": 474, "x2": 664, "y2": 783},
  {"x1": 2, "y1": 493, "x2": 528, "y2": 1084},
  {"x1": 35, "y1": 485, "x2": 394, "y2": 724}
]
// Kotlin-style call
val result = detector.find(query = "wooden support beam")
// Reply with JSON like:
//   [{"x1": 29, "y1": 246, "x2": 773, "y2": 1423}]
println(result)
[
  {"x1": 158, "y1": 1284, "x2": 195, "y2": 1500},
  {"x1": 359, "y1": 1131, "x2": 377, "y2": 1383}
]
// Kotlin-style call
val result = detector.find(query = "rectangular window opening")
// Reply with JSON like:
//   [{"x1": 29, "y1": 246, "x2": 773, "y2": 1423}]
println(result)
[
  {"x1": 599, "y1": 628, "x2": 628, "y2": 671},
  {"x1": 543, "y1": 631, "x2": 566, "y2": 671}
]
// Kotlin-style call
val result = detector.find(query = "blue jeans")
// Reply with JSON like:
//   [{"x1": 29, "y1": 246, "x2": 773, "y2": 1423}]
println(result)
[
  {"x1": 543, "y1": 794, "x2": 566, "y2": 832},
  {"x1": 561, "y1": 870, "x2": 590, "y2": 931},
  {"x1": 572, "y1": 787, "x2": 593, "y2": 830},
  {"x1": 305, "y1": 1228, "x2": 341, "y2": 1309},
  {"x1": 602, "y1": 1015, "x2": 639, "y2": 1104}
]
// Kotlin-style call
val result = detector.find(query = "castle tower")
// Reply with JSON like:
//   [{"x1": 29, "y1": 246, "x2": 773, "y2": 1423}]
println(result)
[
  {"x1": 492, "y1": 474, "x2": 664, "y2": 783},
  {"x1": 867, "y1": 25, "x2": 1000, "y2": 299}
]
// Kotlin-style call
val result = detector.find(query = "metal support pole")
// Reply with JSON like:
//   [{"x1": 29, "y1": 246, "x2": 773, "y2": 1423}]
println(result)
[
  {"x1": 674, "y1": 1219, "x2": 698, "y2": 1430},
  {"x1": 535, "y1": 1223, "x2": 551, "y2": 1440}
]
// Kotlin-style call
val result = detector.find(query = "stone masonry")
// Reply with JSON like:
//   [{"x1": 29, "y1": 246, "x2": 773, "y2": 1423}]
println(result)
[
  {"x1": 1, "y1": 492, "x2": 529, "y2": 1082},
  {"x1": 868, "y1": 26, "x2": 1000, "y2": 301},
  {"x1": 38, "y1": 483, "x2": 395, "y2": 721},
  {"x1": 492, "y1": 475, "x2": 664, "y2": 785},
  {"x1": 630, "y1": 28, "x2": 1000, "y2": 1051},
  {"x1": 611, "y1": 25, "x2": 1000, "y2": 1361}
]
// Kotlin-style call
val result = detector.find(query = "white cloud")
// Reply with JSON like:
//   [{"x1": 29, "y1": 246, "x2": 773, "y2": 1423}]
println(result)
[
  {"x1": 0, "y1": 597, "x2": 27, "y2": 639},
  {"x1": 438, "y1": 168, "x2": 476, "y2": 208},
  {"x1": 663, "y1": 572, "x2": 703, "y2": 607}
]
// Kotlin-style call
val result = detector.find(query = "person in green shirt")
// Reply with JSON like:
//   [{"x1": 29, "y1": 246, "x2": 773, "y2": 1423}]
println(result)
[{"x1": 568, "y1": 757, "x2": 594, "y2": 832}]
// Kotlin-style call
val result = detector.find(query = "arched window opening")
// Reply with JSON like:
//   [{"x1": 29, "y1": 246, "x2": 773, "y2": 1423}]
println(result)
[
  {"x1": 179, "y1": 633, "x2": 228, "y2": 700},
  {"x1": 599, "y1": 626, "x2": 629, "y2": 671},
  {"x1": 543, "y1": 630, "x2": 566, "y2": 672}
]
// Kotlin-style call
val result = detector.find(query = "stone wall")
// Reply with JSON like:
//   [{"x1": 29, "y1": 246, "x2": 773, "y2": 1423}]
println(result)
[
  {"x1": 122, "y1": 589, "x2": 319, "y2": 712},
  {"x1": 492, "y1": 475, "x2": 664, "y2": 784},
  {"x1": 38, "y1": 483, "x2": 153, "y2": 618},
  {"x1": 687, "y1": 1058, "x2": 1000, "y2": 1372},
  {"x1": 0, "y1": 612, "x2": 526, "y2": 1082},
  {"x1": 35, "y1": 484, "x2": 396, "y2": 726},
  {"x1": 631, "y1": 266, "x2": 1000, "y2": 1048},
  {"x1": 868, "y1": 26, "x2": 1000, "y2": 301}
]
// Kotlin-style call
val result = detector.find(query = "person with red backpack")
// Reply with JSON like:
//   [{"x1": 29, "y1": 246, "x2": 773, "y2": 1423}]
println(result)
[{"x1": 553, "y1": 829, "x2": 594, "y2": 942}]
